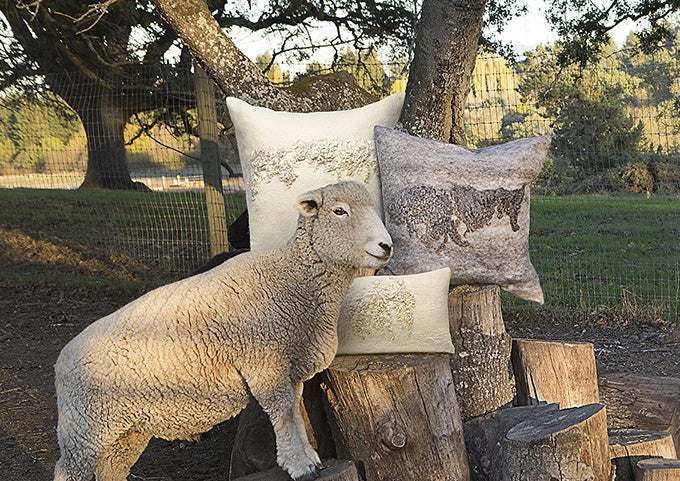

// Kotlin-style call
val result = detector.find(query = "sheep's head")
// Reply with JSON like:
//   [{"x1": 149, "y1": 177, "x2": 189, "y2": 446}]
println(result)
[{"x1": 296, "y1": 181, "x2": 393, "y2": 270}]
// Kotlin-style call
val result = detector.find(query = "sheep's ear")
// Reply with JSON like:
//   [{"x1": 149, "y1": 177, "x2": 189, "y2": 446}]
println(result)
[{"x1": 296, "y1": 190, "x2": 323, "y2": 217}]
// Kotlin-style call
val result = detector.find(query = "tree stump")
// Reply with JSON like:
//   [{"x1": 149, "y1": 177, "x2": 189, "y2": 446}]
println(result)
[
  {"x1": 232, "y1": 458, "x2": 359, "y2": 481},
  {"x1": 635, "y1": 459, "x2": 680, "y2": 481},
  {"x1": 599, "y1": 371, "x2": 680, "y2": 452},
  {"x1": 610, "y1": 429, "x2": 678, "y2": 481},
  {"x1": 511, "y1": 338, "x2": 599, "y2": 408},
  {"x1": 500, "y1": 403, "x2": 610, "y2": 481},
  {"x1": 322, "y1": 354, "x2": 470, "y2": 481},
  {"x1": 463, "y1": 403, "x2": 561, "y2": 480},
  {"x1": 447, "y1": 284, "x2": 514, "y2": 419}
]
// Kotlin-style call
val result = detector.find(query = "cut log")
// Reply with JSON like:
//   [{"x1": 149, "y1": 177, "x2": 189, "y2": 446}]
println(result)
[
  {"x1": 232, "y1": 458, "x2": 359, "y2": 481},
  {"x1": 501, "y1": 403, "x2": 610, "y2": 481},
  {"x1": 463, "y1": 403, "x2": 561, "y2": 481},
  {"x1": 322, "y1": 354, "x2": 470, "y2": 481},
  {"x1": 635, "y1": 459, "x2": 680, "y2": 481},
  {"x1": 512, "y1": 338, "x2": 599, "y2": 408},
  {"x1": 610, "y1": 429, "x2": 677, "y2": 481},
  {"x1": 447, "y1": 284, "x2": 514, "y2": 419},
  {"x1": 599, "y1": 371, "x2": 680, "y2": 453}
]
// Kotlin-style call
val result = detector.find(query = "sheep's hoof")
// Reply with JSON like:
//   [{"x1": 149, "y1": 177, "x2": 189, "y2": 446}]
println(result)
[{"x1": 292, "y1": 464, "x2": 320, "y2": 481}]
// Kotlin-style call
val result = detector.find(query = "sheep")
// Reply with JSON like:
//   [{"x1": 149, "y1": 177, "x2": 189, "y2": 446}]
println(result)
[{"x1": 53, "y1": 181, "x2": 393, "y2": 481}]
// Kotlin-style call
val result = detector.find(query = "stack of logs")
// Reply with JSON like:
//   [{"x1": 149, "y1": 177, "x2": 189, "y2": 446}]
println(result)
[{"x1": 230, "y1": 285, "x2": 680, "y2": 481}]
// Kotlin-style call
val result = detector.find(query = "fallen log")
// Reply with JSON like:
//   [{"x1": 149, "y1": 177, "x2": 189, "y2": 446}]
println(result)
[
  {"x1": 448, "y1": 284, "x2": 514, "y2": 419},
  {"x1": 599, "y1": 371, "x2": 680, "y2": 453},
  {"x1": 322, "y1": 354, "x2": 470, "y2": 481},
  {"x1": 512, "y1": 338, "x2": 599, "y2": 408},
  {"x1": 609, "y1": 428, "x2": 677, "y2": 481}
]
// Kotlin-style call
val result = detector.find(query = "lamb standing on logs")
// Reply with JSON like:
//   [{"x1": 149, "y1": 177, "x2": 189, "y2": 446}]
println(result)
[{"x1": 53, "y1": 181, "x2": 392, "y2": 481}]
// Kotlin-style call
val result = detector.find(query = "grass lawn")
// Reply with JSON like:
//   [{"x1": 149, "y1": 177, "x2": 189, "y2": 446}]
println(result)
[
  {"x1": 0, "y1": 188, "x2": 246, "y2": 289},
  {"x1": 516, "y1": 194, "x2": 680, "y2": 323},
  {"x1": 1, "y1": 188, "x2": 677, "y2": 322}
]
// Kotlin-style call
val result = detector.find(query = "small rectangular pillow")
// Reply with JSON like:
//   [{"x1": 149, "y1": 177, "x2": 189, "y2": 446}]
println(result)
[
  {"x1": 226, "y1": 93, "x2": 405, "y2": 252},
  {"x1": 374, "y1": 126, "x2": 549, "y2": 303},
  {"x1": 337, "y1": 268, "x2": 454, "y2": 355}
]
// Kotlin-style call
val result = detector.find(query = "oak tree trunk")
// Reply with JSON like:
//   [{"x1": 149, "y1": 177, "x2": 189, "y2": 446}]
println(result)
[
  {"x1": 447, "y1": 284, "x2": 514, "y2": 419},
  {"x1": 400, "y1": 0, "x2": 487, "y2": 144},
  {"x1": 322, "y1": 354, "x2": 470, "y2": 481}
]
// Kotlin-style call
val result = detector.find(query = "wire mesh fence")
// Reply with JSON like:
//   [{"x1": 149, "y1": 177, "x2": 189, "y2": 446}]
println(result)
[{"x1": 1, "y1": 48, "x2": 679, "y2": 323}]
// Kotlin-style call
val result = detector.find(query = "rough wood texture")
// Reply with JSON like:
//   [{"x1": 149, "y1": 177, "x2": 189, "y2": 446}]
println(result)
[
  {"x1": 635, "y1": 459, "x2": 680, "y2": 481},
  {"x1": 512, "y1": 338, "x2": 599, "y2": 408},
  {"x1": 323, "y1": 354, "x2": 470, "y2": 481},
  {"x1": 463, "y1": 403, "x2": 561, "y2": 481},
  {"x1": 610, "y1": 429, "x2": 677, "y2": 481},
  {"x1": 233, "y1": 458, "x2": 359, "y2": 481},
  {"x1": 447, "y1": 284, "x2": 514, "y2": 420},
  {"x1": 229, "y1": 374, "x2": 335, "y2": 480},
  {"x1": 599, "y1": 371, "x2": 680, "y2": 453},
  {"x1": 500, "y1": 403, "x2": 611, "y2": 481}
]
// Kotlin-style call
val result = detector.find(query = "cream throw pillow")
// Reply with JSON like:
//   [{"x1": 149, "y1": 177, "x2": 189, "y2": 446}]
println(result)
[
  {"x1": 374, "y1": 126, "x2": 549, "y2": 303},
  {"x1": 226, "y1": 93, "x2": 405, "y2": 252},
  {"x1": 336, "y1": 268, "x2": 454, "y2": 355}
]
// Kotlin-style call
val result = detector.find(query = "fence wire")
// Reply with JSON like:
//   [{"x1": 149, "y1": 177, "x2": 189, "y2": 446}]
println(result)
[{"x1": 1, "y1": 50, "x2": 679, "y2": 323}]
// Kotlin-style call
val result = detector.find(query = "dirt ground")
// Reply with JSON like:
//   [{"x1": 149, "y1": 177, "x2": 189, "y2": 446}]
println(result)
[{"x1": 1, "y1": 268, "x2": 678, "y2": 480}]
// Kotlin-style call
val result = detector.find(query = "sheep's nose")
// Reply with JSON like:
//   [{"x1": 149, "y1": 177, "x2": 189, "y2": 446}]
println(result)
[{"x1": 379, "y1": 242, "x2": 392, "y2": 256}]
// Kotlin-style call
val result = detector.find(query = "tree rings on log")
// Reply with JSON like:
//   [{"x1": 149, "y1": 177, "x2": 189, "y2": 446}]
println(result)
[
  {"x1": 610, "y1": 428, "x2": 677, "y2": 481},
  {"x1": 323, "y1": 354, "x2": 470, "y2": 481},
  {"x1": 447, "y1": 284, "x2": 514, "y2": 419},
  {"x1": 512, "y1": 338, "x2": 599, "y2": 408},
  {"x1": 635, "y1": 458, "x2": 680, "y2": 481},
  {"x1": 232, "y1": 458, "x2": 359, "y2": 481},
  {"x1": 501, "y1": 403, "x2": 610, "y2": 481}
]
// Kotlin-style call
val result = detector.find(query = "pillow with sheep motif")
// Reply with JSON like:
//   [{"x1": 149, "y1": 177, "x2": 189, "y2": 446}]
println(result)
[
  {"x1": 226, "y1": 93, "x2": 405, "y2": 252},
  {"x1": 374, "y1": 126, "x2": 549, "y2": 304},
  {"x1": 336, "y1": 268, "x2": 454, "y2": 355}
]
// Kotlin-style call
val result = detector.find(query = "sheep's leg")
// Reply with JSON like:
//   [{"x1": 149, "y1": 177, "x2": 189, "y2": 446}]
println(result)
[
  {"x1": 94, "y1": 430, "x2": 151, "y2": 481},
  {"x1": 293, "y1": 382, "x2": 322, "y2": 469},
  {"x1": 54, "y1": 452, "x2": 97, "y2": 481},
  {"x1": 251, "y1": 380, "x2": 320, "y2": 481},
  {"x1": 54, "y1": 405, "x2": 99, "y2": 481}
]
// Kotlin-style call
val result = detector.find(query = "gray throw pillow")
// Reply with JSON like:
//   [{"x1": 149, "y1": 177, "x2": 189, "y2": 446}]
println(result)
[{"x1": 374, "y1": 126, "x2": 550, "y2": 303}]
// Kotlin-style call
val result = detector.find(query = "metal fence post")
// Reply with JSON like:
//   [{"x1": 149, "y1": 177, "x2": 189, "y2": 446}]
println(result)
[{"x1": 195, "y1": 64, "x2": 229, "y2": 257}]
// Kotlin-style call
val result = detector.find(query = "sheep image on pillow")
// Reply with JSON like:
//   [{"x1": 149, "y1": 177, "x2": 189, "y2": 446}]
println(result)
[
  {"x1": 337, "y1": 268, "x2": 455, "y2": 355},
  {"x1": 226, "y1": 93, "x2": 405, "y2": 252},
  {"x1": 374, "y1": 126, "x2": 550, "y2": 303}
]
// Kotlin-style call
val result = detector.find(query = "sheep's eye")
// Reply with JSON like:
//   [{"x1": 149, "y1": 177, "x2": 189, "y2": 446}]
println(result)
[{"x1": 333, "y1": 207, "x2": 348, "y2": 216}]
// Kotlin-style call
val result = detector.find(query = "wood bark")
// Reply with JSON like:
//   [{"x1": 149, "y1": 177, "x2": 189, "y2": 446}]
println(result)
[
  {"x1": 635, "y1": 459, "x2": 680, "y2": 481},
  {"x1": 322, "y1": 354, "x2": 470, "y2": 481},
  {"x1": 151, "y1": 0, "x2": 375, "y2": 112},
  {"x1": 610, "y1": 429, "x2": 677, "y2": 481},
  {"x1": 463, "y1": 403, "x2": 561, "y2": 481},
  {"x1": 511, "y1": 338, "x2": 600, "y2": 408},
  {"x1": 500, "y1": 403, "x2": 611, "y2": 481},
  {"x1": 447, "y1": 284, "x2": 514, "y2": 419},
  {"x1": 598, "y1": 371, "x2": 680, "y2": 452},
  {"x1": 232, "y1": 458, "x2": 359, "y2": 481},
  {"x1": 400, "y1": 0, "x2": 487, "y2": 144}
]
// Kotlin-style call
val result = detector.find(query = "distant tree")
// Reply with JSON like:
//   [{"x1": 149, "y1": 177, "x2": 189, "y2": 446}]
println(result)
[
  {"x1": 255, "y1": 52, "x2": 290, "y2": 84},
  {"x1": 337, "y1": 48, "x2": 388, "y2": 97},
  {"x1": 517, "y1": 41, "x2": 647, "y2": 178}
]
